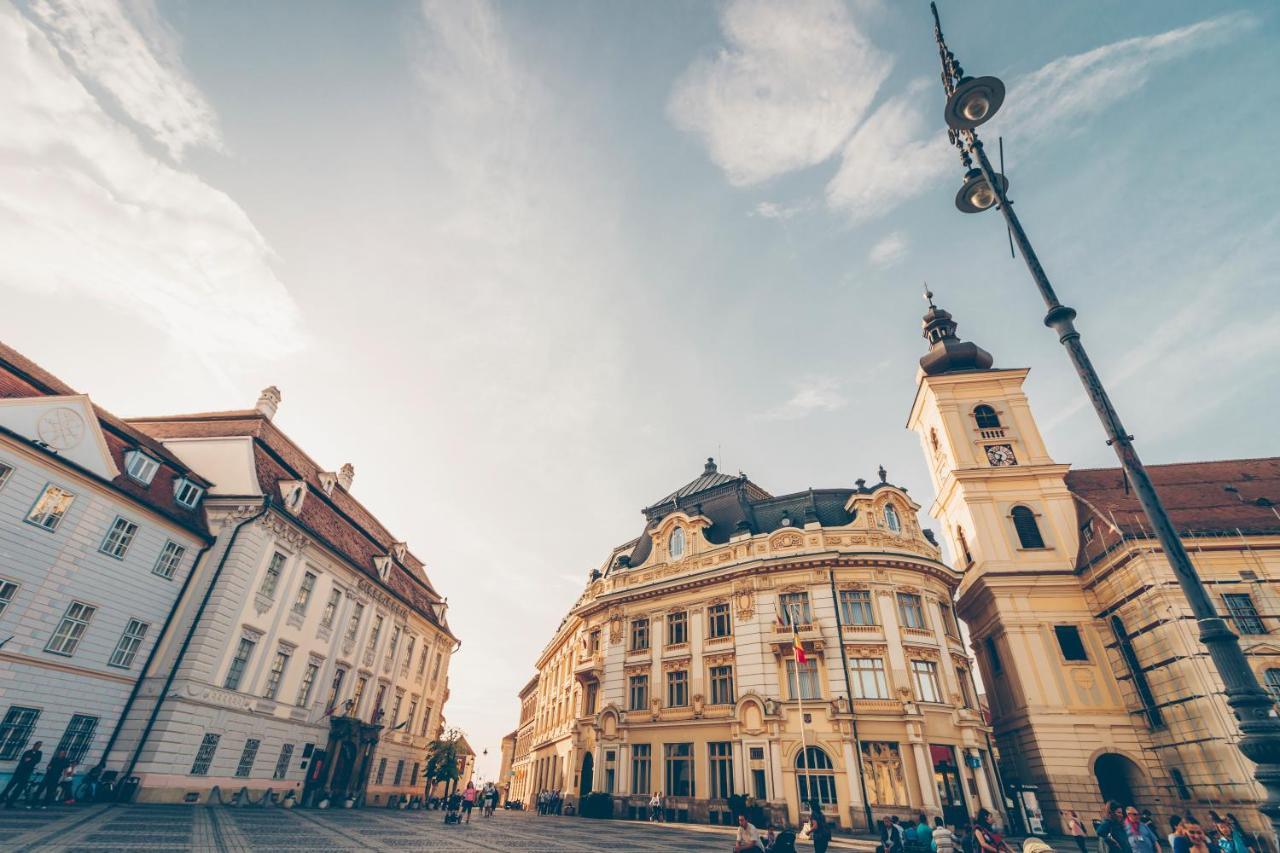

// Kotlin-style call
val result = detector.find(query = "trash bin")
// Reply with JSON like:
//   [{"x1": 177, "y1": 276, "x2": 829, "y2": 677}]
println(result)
[{"x1": 116, "y1": 776, "x2": 141, "y2": 802}]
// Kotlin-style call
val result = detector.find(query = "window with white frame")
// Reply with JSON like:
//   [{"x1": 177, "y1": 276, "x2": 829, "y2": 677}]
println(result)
[
  {"x1": 55, "y1": 714, "x2": 98, "y2": 764},
  {"x1": 152, "y1": 541, "x2": 186, "y2": 579},
  {"x1": 390, "y1": 691, "x2": 404, "y2": 727},
  {"x1": 0, "y1": 461, "x2": 12, "y2": 491},
  {"x1": 707, "y1": 602, "x2": 732, "y2": 638},
  {"x1": 293, "y1": 571, "x2": 317, "y2": 615},
  {"x1": 884, "y1": 503, "x2": 901, "y2": 533},
  {"x1": 321, "y1": 587, "x2": 342, "y2": 627},
  {"x1": 173, "y1": 478, "x2": 203, "y2": 509},
  {"x1": 668, "y1": 526, "x2": 685, "y2": 559},
  {"x1": 123, "y1": 450, "x2": 160, "y2": 485},
  {"x1": 666, "y1": 610, "x2": 688, "y2": 645},
  {"x1": 385, "y1": 625, "x2": 401, "y2": 667},
  {"x1": 0, "y1": 579, "x2": 18, "y2": 619},
  {"x1": 417, "y1": 641, "x2": 430, "y2": 677},
  {"x1": 630, "y1": 618, "x2": 649, "y2": 651},
  {"x1": 785, "y1": 658, "x2": 821, "y2": 700},
  {"x1": 666, "y1": 670, "x2": 689, "y2": 707},
  {"x1": 709, "y1": 665, "x2": 735, "y2": 705},
  {"x1": 259, "y1": 552, "x2": 286, "y2": 598},
  {"x1": 629, "y1": 674, "x2": 648, "y2": 711},
  {"x1": 911, "y1": 659, "x2": 942, "y2": 703},
  {"x1": 420, "y1": 703, "x2": 433, "y2": 737},
  {"x1": 100, "y1": 517, "x2": 139, "y2": 559},
  {"x1": 849, "y1": 657, "x2": 889, "y2": 699},
  {"x1": 326, "y1": 667, "x2": 347, "y2": 712},
  {"x1": 779, "y1": 591, "x2": 812, "y2": 626},
  {"x1": 26, "y1": 484, "x2": 75, "y2": 531},
  {"x1": 839, "y1": 589, "x2": 875, "y2": 626},
  {"x1": 1224, "y1": 593, "x2": 1266, "y2": 635},
  {"x1": 190, "y1": 733, "x2": 220, "y2": 775},
  {"x1": 896, "y1": 593, "x2": 927, "y2": 629},
  {"x1": 0, "y1": 706, "x2": 40, "y2": 759},
  {"x1": 402, "y1": 635, "x2": 416, "y2": 676},
  {"x1": 263, "y1": 647, "x2": 292, "y2": 700},
  {"x1": 345, "y1": 602, "x2": 364, "y2": 642},
  {"x1": 46, "y1": 601, "x2": 96, "y2": 656},
  {"x1": 296, "y1": 660, "x2": 321, "y2": 707},
  {"x1": 224, "y1": 636, "x2": 257, "y2": 690},
  {"x1": 109, "y1": 619, "x2": 150, "y2": 668},
  {"x1": 235, "y1": 738, "x2": 260, "y2": 777}
]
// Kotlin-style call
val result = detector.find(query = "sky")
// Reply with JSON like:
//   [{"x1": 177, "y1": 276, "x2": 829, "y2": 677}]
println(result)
[{"x1": 1, "y1": 0, "x2": 1277, "y2": 783}]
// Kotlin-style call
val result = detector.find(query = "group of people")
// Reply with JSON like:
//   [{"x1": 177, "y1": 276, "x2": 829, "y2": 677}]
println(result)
[
  {"x1": 441, "y1": 781, "x2": 501, "y2": 824},
  {"x1": 1076, "y1": 802, "x2": 1261, "y2": 853},
  {"x1": 734, "y1": 799, "x2": 834, "y2": 853},
  {"x1": 875, "y1": 808, "x2": 1006, "y2": 853},
  {"x1": 0, "y1": 743, "x2": 79, "y2": 808},
  {"x1": 535, "y1": 789, "x2": 565, "y2": 815}
]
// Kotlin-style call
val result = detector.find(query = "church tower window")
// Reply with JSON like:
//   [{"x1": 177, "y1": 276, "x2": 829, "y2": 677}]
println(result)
[
  {"x1": 668, "y1": 527, "x2": 685, "y2": 560},
  {"x1": 1011, "y1": 506, "x2": 1045, "y2": 549},
  {"x1": 973, "y1": 405, "x2": 1001, "y2": 430}
]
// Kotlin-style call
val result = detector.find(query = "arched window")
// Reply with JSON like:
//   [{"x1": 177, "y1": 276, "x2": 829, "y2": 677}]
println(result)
[
  {"x1": 668, "y1": 527, "x2": 685, "y2": 559},
  {"x1": 1011, "y1": 506, "x2": 1045, "y2": 549},
  {"x1": 973, "y1": 405, "x2": 1001, "y2": 430},
  {"x1": 884, "y1": 504, "x2": 901, "y2": 533},
  {"x1": 795, "y1": 746, "x2": 837, "y2": 806}
]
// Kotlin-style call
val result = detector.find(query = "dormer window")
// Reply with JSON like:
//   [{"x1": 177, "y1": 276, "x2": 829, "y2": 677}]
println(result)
[
  {"x1": 668, "y1": 527, "x2": 685, "y2": 560},
  {"x1": 124, "y1": 450, "x2": 160, "y2": 486},
  {"x1": 279, "y1": 480, "x2": 306, "y2": 514},
  {"x1": 884, "y1": 504, "x2": 901, "y2": 533},
  {"x1": 173, "y1": 478, "x2": 203, "y2": 509}
]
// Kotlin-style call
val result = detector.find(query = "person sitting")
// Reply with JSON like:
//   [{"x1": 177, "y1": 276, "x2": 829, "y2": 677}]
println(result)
[{"x1": 735, "y1": 814, "x2": 766, "y2": 852}]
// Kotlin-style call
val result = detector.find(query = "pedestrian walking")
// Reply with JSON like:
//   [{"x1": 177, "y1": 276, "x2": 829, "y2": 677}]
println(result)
[
  {"x1": 462, "y1": 781, "x2": 477, "y2": 823},
  {"x1": 649, "y1": 790, "x2": 662, "y2": 822},
  {"x1": 38, "y1": 749, "x2": 71, "y2": 808},
  {"x1": 933, "y1": 817, "x2": 956, "y2": 853},
  {"x1": 1068, "y1": 810, "x2": 1089, "y2": 853},
  {"x1": 1125, "y1": 806, "x2": 1161, "y2": 853},
  {"x1": 1, "y1": 741, "x2": 42, "y2": 807},
  {"x1": 807, "y1": 800, "x2": 832, "y2": 853},
  {"x1": 1099, "y1": 802, "x2": 1134, "y2": 853}
]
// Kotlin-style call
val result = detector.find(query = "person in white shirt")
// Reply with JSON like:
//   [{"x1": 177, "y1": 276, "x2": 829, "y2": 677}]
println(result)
[
  {"x1": 933, "y1": 817, "x2": 956, "y2": 853},
  {"x1": 649, "y1": 791, "x2": 662, "y2": 822},
  {"x1": 735, "y1": 815, "x2": 765, "y2": 852}
]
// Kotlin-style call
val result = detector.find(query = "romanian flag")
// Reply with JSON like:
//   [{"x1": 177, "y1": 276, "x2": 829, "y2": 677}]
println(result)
[{"x1": 792, "y1": 631, "x2": 807, "y2": 664}]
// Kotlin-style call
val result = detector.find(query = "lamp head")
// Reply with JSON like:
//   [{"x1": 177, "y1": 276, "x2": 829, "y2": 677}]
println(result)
[
  {"x1": 944, "y1": 76, "x2": 1005, "y2": 130},
  {"x1": 955, "y1": 168, "x2": 1008, "y2": 214}
]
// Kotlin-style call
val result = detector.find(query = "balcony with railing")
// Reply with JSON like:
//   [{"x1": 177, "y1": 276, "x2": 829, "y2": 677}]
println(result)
[{"x1": 978, "y1": 427, "x2": 1006, "y2": 440}]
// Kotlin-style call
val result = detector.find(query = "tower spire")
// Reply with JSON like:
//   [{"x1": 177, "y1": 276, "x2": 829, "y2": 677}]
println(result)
[{"x1": 918, "y1": 288, "x2": 994, "y2": 375}]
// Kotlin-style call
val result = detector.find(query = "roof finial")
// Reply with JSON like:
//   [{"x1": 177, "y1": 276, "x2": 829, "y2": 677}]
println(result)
[
  {"x1": 704, "y1": 457, "x2": 718, "y2": 474},
  {"x1": 923, "y1": 282, "x2": 936, "y2": 309},
  {"x1": 878, "y1": 464, "x2": 888, "y2": 483}
]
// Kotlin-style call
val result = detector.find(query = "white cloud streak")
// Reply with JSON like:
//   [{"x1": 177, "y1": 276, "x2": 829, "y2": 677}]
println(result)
[
  {"x1": 0, "y1": 2, "x2": 303, "y2": 357},
  {"x1": 759, "y1": 375, "x2": 848, "y2": 420},
  {"x1": 667, "y1": 0, "x2": 890, "y2": 186},
  {"x1": 26, "y1": 0, "x2": 221, "y2": 159},
  {"x1": 868, "y1": 230, "x2": 908, "y2": 268}
]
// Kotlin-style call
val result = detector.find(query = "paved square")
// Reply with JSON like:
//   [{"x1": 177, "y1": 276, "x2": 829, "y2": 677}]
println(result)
[{"x1": 0, "y1": 804, "x2": 870, "y2": 851}]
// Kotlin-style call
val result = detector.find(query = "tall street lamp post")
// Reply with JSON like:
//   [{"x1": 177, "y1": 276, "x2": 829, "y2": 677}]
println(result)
[{"x1": 928, "y1": 3, "x2": 1280, "y2": 840}]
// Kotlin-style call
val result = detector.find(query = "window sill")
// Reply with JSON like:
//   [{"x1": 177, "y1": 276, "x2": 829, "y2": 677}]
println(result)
[
  {"x1": 254, "y1": 592, "x2": 275, "y2": 614},
  {"x1": 287, "y1": 610, "x2": 306, "y2": 630}
]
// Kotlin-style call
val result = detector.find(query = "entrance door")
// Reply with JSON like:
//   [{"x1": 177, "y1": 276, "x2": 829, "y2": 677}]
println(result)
[
  {"x1": 579, "y1": 752, "x2": 594, "y2": 796},
  {"x1": 1094, "y1": 753, "x2": 1141, "y2": 806},
  {"x1": 931, "y1": 745, "x2": 968, "y2": 828}
]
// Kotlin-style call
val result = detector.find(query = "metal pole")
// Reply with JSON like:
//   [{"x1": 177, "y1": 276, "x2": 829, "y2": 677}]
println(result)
[
  {"x1": 829, "y1": 568, "x2": 875, "y2": 831},
  {"x1": 927, "y1": 4, "x2": 1280, "y2": 841}
]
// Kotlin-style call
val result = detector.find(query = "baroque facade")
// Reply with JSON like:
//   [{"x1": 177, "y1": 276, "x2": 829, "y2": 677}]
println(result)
[
  {"x1": 0, "y1": 343, "x2": 211, "y2": 791},
  {"x1": 906, "y1": 297, "x2": 1280, "y2": 839},
  {"x1": 514, "y1": 459, "x2": 1001, "y2": 829},
  {"x1": 109, "y1": 388, "x2": 456, "y2": 806}
]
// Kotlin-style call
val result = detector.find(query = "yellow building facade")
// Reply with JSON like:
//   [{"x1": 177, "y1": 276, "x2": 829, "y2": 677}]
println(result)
[
  {"x1": 906, "y1": 297, "x2": 1280, "y2": 840},
  {"x1": 514, "y1": 459, "x2": 1002, "y2": 829}
]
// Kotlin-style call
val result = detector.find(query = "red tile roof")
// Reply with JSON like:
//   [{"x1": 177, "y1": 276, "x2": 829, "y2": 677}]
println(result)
[
  {"x1": 0, "y1": 342, "x2": 211, "y2": 539},
  {"x1": 128, "y1": 410, "x2": 451, "y2": 634},
  {"x1": 1068, "y1": 457, "x2": 1280, "y2": 566}
]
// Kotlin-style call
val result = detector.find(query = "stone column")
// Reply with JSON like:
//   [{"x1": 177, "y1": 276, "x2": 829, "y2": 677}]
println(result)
[
  {"x1": 969, "y1": 747, "x2": 994, "y2": 812},
  {"x1": 911, "y1": 741, "x2": 939, "y2": 814},
  {"x1": 732, "y1": 740, "x2": 747, "y2": 798},
  {"x1": 841, "y1": 740, "x2": 864, "y2": 828},
  {"x1": 769, "y1": 739, "x2": 784, "y2": 804},
  {"x1": 619, "y1": 743, "x2": 631, "y2": 796},
  {"x1": 593, "y1": 742, "x2": 604, "y2": 793}
]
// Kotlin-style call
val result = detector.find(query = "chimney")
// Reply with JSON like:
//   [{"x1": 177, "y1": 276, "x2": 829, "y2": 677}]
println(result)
[
  {"x1": 255, "y1": 386, "x2": 282, "y2": 420},
  {"x1": 338, "y1": 463, "x2": 355, "y2": 490}
]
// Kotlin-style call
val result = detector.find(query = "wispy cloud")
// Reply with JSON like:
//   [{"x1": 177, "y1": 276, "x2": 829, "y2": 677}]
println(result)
[
  {"x1": 0, "y1": 2, "x2": 303, "y2": 358},
  {"x1": 751, "y1": 200, "x2": 807, "y2": 220},
  {"x1": 868, "y1": 230, "x2": 909, "y2": 268},
  {"x1": 26, "y1": 0, "x2": 222, "y2": 159},
  {"x1": 759, "y1": 375, "x2": 848, "y2": 420},
  {"x1": 667, "y1": 0, "x2": 890, "y2": 186}
]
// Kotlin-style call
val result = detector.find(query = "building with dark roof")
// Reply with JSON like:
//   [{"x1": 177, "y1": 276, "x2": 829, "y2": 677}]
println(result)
[
  {"x1": 511, "y1": 457, "x2": 1000, "y2": 829},
  {"x1": 907, "y1": 296, "x2": 1280, "y2": 839}
]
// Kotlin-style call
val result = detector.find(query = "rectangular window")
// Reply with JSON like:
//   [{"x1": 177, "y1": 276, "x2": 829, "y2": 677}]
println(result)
[
  {"x1": 371, "y1": 684, "x2": 387, "y2": 720},
  {"x1": 911, "y1": 659, "x2": 942, "y2": 703},
  {"x1": 173, "y1": 478, "x2": 203, "y2": 509},
  {"x1": 708, "y1": 741, "x2": 734, "y2": 799},
  {"x1": 369, "y1": 615, "x2": 384, "y2": 653},
  {"x1": 55, "y1": 714, "x2": 99, "y2": 764},
  {"x1": 839, "y1": 589, "x2": 875, "y2": 625},
  {"x1": 259, "y1": 552, "x2": 286, "y2": 598},
  {"x1": 1224, "y1": 593, "x2": 1266, "y2": 635},
  {"x1": 420, "y1": 704, "x2": 433, "y2": 737},
  {"x1": 707, "y1": 602, "x2": 732, "y2": 638},
  {"x1": 99, "y1": 517, "x2": 139, "y2": 559},
  {"x1": 236, "y1": 738, "x2": 260, "y2": 777},
  {"x1": 588, "y1": 629, "x2": 600, "y2": 654},
  {"x1": 849, "y1": 657, "x2": 889, "y2": 699},
  {"x1": 124, "y1": 450, "x2": 159, "y2": 485},
  {"x1": 224, "y1": 636, "x2": 257, "y2": 690},
  {"x1": 293, "y1": 571, "x2": 317, "y2": 615},
  {"x1": 417, "y1": 641, "x2": 430, "y2": 677},
  {"x1": 410, "y1": 762, "x2": 420, "y2": 786},
  {"x1": 406, "y1": 698, "x2": 419, "y2": 733},
  {"x1": 897, "y1": 593, "x2": 926, "y2": 629},
  {"x1": 46, "y1": 601, "x2": 96, "y2": 656},
  {"x1": 321, "y1": 588, "x2": 342, "y2": 627},
  {"x1": 273, "y1": 744, "x2": 294, "y2": 780},
  {"x1": 326, "y1": 667, "x2": 347, "y2": 713},
  {"x1": 0, "y1": 579, "x2": 18, "y2": 618},
  {"x1": 941, "y1": 603, "x2": 961, "y2": 637},
  {"x1": 957, "y1": 667, "x2": 975, "y2": 708},
  {"x1": 263, "y1": 648, "x2": 291, "y2": 700},
  {"x1": 631, "y1": 744, "x2": 651, "y2": 795},
  {"x1": 0, "y1": 706, "x2": 40, "y2": 759},
  {"x1": 296, "y1": 661, "x2": 321, "y2": 707},
  {"x1": 664, "y1": 743, "x2": 693, "y2": 797},
  {"x1": 345, "y1": 602, "x2": 365, "y2": 642},
  {"x1": 629, "y1": 675, "x2": 648, "y2": 711},
  {"x1": 402, "y1": 636, "x2": 416, "y2": 676},
  {"x1": 1054, "y1": 625, "x2": 1089, "y2": 661},
  {"x1": 785, "y1": 658, "x2": 821, "y2": 700},
  {"x1": 26, "y1": 484, "x2": 75, "y2": 531},
  {"x1": 778, "y1": 592, "x2": 812, "y2": 626},
  {"x1": 376, "y1": 756, "x2": 388, "y2": 785},
  {"x1": 394, "y1": 759, "x2": 405, "y2": 786},
  {"x1": 709, "y1": 665, "x2": 735, "y2": 705},
  {"x1": 390, "y1": 692, "x2": 404, "y2": 727},
  {"x1": 386, "y1": 625, "x2": 401, "y2": 666},
  {"x1": 666, "y1": 611, "x2": 687, "y2": 646},
  {"x1": 666, "y1": 670, "x2": 689, "y2": 707},
  {"x1": 431, "y1": 652, "x2": 442, "y2": 683},
  {"x1": 108, "y1": 618, "x2": 149, "y2": 668},
  {"x1": 152, "y1": 541, "x2": 186, "y2": 579},
  {"x1": 190, "y1": 733, "x2": 220, "y2": 775},
  {"x1": 0, "y1": 461, "x2": 12, "y2": 491},
  {"x1": 352, "y1": 676, "x2": 368, "y2": 714},
  {"x1": 630, "y1": 618, "x2": 649, "y2": 651}
]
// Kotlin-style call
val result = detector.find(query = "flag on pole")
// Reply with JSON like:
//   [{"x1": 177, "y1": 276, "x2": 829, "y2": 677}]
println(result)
[{"x1": 792, "y1": 630, "x2": 808, "y2": 664}]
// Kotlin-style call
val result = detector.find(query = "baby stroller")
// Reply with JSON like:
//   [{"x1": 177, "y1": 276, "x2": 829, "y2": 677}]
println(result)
[
  {"x1": 443, "y1": 792, "x2": 463, "y2": 824},
  {"x1": 767, "y1": 829, "x2": 797, "y2": 853}
]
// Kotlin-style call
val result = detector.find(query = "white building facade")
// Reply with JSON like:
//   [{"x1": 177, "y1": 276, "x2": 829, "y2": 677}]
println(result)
[
  {"x1": 113, "y1": 389, "x2": 456, "y2": 806},
  {"x1": 0, "y1": 343, "x2": 211, "y2": 791}
]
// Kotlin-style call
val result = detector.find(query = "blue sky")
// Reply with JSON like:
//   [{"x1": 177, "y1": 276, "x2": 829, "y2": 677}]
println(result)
[{"x1": 1, "y1": 0, "x2": 1276, "y2": 779}]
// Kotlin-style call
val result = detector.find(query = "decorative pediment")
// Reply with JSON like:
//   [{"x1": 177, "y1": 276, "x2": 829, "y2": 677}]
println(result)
[
  {"x1": 279, "y1": 480, "x2": 307, "y2": 514},
  {"x1": 0, "y1": 395, "x2": 118, "y2": 480}
]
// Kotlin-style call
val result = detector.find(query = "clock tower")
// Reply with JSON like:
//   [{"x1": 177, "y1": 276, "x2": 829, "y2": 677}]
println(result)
[{"x1": 906, "y1": 292, "x2": 1154, "y2": 832}]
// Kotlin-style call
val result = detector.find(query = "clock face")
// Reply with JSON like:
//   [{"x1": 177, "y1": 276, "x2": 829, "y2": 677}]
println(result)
[{"x1": 986, "y1": 444, "x2": 1017, "y2": 467}]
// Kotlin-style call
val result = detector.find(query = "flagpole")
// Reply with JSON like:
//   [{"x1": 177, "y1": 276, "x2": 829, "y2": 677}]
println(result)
[{"x1": 791, "y1": 603, "x2": 813, "y2": 826}]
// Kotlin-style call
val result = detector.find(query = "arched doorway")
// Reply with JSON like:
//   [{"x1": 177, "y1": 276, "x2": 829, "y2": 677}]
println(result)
[
  {"x1": 579, "y1": 752, "x2": 594, "y2": 796},
  {"x1": 1094, "y1": 753, "x2": 1142, "y2": 805}
]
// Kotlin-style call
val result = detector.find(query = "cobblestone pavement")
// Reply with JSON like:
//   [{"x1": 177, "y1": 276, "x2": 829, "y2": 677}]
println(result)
[{"x1": 0, "y1": 804, "x2": 871, "y2": 851}]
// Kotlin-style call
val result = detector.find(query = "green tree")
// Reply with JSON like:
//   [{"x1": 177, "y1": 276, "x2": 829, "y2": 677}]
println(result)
[{"x1": 424, "y1": 728, "x2": 463, "y2": 799}]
